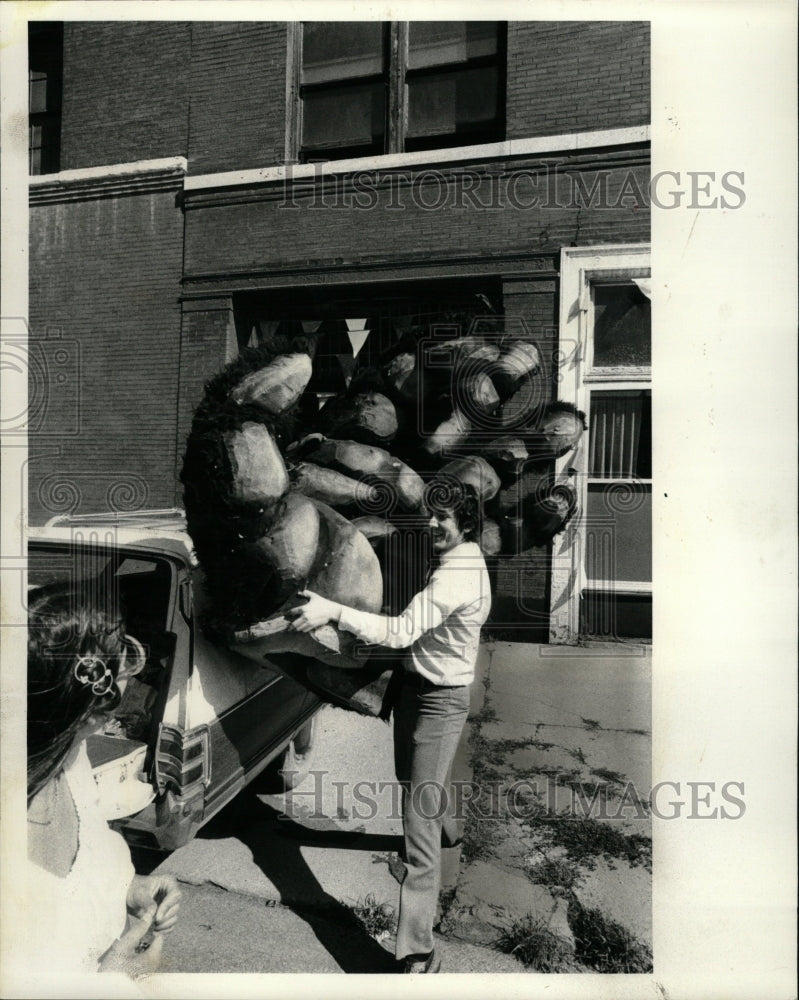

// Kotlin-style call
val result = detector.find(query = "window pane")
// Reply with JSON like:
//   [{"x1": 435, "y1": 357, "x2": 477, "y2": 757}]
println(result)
[
  {"x1": 29, "y1": 71, "x2": 48, "y2": 113},
  {"x1": 302, "y1": 82, "x2": 385, "y2": 152},
  {"x1": 593, "y1": 283, "x2": 651, "y2": 367},
  {"x1": 407, "y1": 66, "x2": 498, "y2": 140},
  {"x1": 302, "y1": 22, "x2": 384, "y2": 84},
  {"x1": 589, "y1": 391, "x2": 651, "y2": 479},
  {"x1": 581, "y1": 591, "x2": 652, "y2": 640},
  {"x1": 585, "y1": 483, "x2": 652, "y2": 582},
  {"x1": 29, "y1": 143, "x2": 42, "y2": 176},
  {"x1": 408, "y1": 22, "x2": 499, "y2": 69}
]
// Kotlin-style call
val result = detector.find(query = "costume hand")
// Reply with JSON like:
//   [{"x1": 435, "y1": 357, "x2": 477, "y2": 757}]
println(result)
[
  {"x1": 127, "y1": 873, "x2": 182, "y2": 933},
  {"x1": 289, "y1": 590, "x2": 342, "y2": 632}
]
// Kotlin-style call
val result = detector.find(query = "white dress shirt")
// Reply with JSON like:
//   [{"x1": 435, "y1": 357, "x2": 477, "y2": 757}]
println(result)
[{"x1": 337, "y1": 540, "x2": 492, "y2": 686}]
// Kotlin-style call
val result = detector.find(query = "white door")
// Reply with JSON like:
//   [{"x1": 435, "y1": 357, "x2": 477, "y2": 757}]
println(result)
[{"x1": 551, "y1": 245, "x2": 651, "y2": 643}]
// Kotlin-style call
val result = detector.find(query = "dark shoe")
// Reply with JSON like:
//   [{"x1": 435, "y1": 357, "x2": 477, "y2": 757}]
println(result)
[{"x1": 403, "y1": 949, "x2": 441, "y2": 974}]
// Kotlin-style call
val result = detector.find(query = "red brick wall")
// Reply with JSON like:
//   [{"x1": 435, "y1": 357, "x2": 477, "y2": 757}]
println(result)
[
  {"x1": 506, "y1": 21, "x2": 650, "y2": 138},
  {"x1": 28, "y1": 189, "x2": 184, "y2": 523},
  {"x1": 184, "y1": 155, "x2": 650, "y2": 278},
  {"x1": 60, "y1": 22, "x2": 190, "y2": 169},
  {"x1": 55, "y1": 21, "x2": 647, "y2": 173},
  {"x1": 175, "y1": 298, "x2": 237, "y2": 464},
  {"x1": 188, "y1": 22, "x2": 290, "y2": 174}
]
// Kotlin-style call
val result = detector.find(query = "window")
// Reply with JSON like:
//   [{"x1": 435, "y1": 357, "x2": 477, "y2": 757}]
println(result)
[
  {"x1": 294, "y1": 22, "x2": 505, "y2": 162},
  {"x1": 28, "y1": 22, "x2": 63, "y2": 175},
  {"x1": 300, "y1": 22, "x2": 387, "y2": 161},
  {"x1": 584, "y1": 389, "x2": 652, "y2": 589},
  {"x1": 234, "y1": 278, "x2": 501, "y2": 404}
]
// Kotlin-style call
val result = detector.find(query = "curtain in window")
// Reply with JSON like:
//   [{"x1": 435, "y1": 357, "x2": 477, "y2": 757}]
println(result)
[{"x1": 588, "y1": 391, "x2": 651, "y2": 479}]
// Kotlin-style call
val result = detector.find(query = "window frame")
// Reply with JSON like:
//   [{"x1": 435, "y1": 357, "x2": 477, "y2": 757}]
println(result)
[
  {"x1": 28, "y1": 21, "x2": 63, "y2": 176},
  {"x1": 287, "y1": 21, "x2": 506, "y2": 164},
  {"x1": 295, "y1": 22, "x2": 391, "y2": 162}
]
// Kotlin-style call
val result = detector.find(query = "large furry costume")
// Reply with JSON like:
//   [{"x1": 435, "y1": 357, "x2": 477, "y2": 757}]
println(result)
[{"x1": 180, "y1": 326, "x2": 586, "y2": 713}]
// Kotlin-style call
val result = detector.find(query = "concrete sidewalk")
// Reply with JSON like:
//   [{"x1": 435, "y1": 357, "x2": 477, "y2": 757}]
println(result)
[
  {"x1": 151, "y1": 640, "x2": 651, "y2": 972},
  {"x1": 154, "y1": 644, "x2": 495, "y2": 909},
  {"x1": 445, "y1": 640, "x2": 653, "y2": 967},
  {"x1": 153, "y1": 880, "x2": 523, "y2": 974}
]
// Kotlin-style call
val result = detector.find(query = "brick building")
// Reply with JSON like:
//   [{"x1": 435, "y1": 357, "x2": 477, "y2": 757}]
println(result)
[{"x1": 28, "y1": 20, "x2": 651, "y2": 643}]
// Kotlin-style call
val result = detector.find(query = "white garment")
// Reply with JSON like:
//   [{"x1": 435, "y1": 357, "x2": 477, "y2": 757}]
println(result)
[
  {"x1": 24, "y1": 741, "x2": 135, "y2": 974},
  {"x1": 337, "y1": 540, "x2": 492, "y2": 686}
]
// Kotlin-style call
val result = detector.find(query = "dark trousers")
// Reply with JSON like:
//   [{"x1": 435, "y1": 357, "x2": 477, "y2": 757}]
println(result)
[{"x1": 392, "y1": 677, "x2": 470, "y2": 959}]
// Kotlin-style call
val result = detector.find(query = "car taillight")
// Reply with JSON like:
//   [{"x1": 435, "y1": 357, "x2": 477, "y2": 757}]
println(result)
[{"x1": 155, "y1": 724, "x2": 211, "y2": 796}]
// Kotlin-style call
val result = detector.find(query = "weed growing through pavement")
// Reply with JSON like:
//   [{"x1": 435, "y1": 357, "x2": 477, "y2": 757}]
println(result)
[
  {"x1": 351, "y1": 893, "x2": 397, "y2": 940},
  {"x1": 435, "y1": 887, "x2": 458, "y2": 936},
  {"x1": 459, "y1": 687, "x2": 652, "y2": 973},
  {"x1": 567, "y1": 897, "x2": 653, "y2": 972},
  {"x1": 464, "y1": 724, "x2": 510, "y2": 861},
  {"x1": 461, "y1": 814, "x2": 509, "y2": 863},
  {"x1": 495, "y1": 898, "x2": 653, "y2": 973},
  {"x1": 496, "y1": 914, "x2": 576, "y2": 972},
  {"x1": 537, "y1": 813, "x2": 652, "y2": 870},
  {"x1": 527, "y1": 856, "x2": 582, "y2": 894},
  {"x1": 590, "y1": 766, "x2": 627, "y2": 785}
]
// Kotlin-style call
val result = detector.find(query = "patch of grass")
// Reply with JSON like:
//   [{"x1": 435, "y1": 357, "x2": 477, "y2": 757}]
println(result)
[
  {"x1": 539, "y1": 814, "x2": 652, "y2": 870},
  {"x1": 564, "y1": 779, "x2": 616, "y2": 805},
  {"x1": 569, "y1": 745, "x2": 588, "y2": 765},
  {"x1": 472, "y1": 702, "x2": 497, "y2": 726},
  {"x1": 527, "y1": 857, "x2": 582, "y2": 894},
  {"x1": 567, "y1": 897, "x2": 653, "y2": 972},
  {"x1": 468, "y1": 732, "x2": 511, "y2": 775},
  {"x1": 591, "y1": 767, "x2": 626, "y2": 784},
  {"x1": 535, "y1": 766, "x2": 584, "y2": 787},
  {"x1": 461, "y1": 816, "x2": 508, "y2": 863},
  {"x1": 351, "y1": 893, "x2": 397, "y2": 939},
  {"x1": 496, "y1": 914, "x2": 574, "y2": 972},
  {"x1": 435, "y1": 887, "x2": 458, "y2": 935}
]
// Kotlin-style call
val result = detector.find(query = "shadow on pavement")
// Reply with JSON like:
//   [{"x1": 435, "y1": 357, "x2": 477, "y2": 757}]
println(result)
[{"x1": 188, "y1": 790, "x2": 398, "y2": 974}]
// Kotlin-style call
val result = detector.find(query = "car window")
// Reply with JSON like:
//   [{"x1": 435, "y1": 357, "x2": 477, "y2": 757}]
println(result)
[
  {"x1": 28, "y1": 543, "x2": 172, "y2": 632},
  {"x1": 29, "y1": 541, "x2": 178, "y2": 745}
]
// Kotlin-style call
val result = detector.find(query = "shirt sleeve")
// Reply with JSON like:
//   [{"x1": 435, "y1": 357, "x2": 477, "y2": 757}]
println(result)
[{"x1": 337, "y1": 563, "x2": 474, "y2": 648}]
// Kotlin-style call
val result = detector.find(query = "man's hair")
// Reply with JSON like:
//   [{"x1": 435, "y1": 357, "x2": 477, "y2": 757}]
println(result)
[{"x1": 425, "y1": 480, "x2": 482, "y2": 542}]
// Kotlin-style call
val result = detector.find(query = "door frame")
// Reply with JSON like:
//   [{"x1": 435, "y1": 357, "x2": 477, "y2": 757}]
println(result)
[{"x1": 550, "y1": 243, "x2": 651, "y2": 643}]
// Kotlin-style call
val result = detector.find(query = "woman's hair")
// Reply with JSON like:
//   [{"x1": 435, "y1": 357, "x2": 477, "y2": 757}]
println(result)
[
  {"x1": 27, "y1": 583, "x2": 142, "y2": 802},
  {"x1": 425, "y1": 480, "x2": 482, "y2": 542}
]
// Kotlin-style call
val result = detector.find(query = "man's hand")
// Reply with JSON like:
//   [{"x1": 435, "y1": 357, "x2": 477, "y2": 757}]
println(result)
[
  {"x1": 289, "y1": 590, "x2": 342, "y2": 632},
  {"x1": 126, "y1": 874, "x2": 181, "y2": 934}
]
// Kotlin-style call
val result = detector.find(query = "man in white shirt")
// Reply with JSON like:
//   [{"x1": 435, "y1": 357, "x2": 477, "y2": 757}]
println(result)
[{"x1": 290, "y1": 483, "x2": 492, "y2": 973}]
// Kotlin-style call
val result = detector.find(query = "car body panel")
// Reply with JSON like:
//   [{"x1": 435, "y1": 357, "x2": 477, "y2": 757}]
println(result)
[{"x1": 28, "y1": 509, "x2": 322, "y2": 851}]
